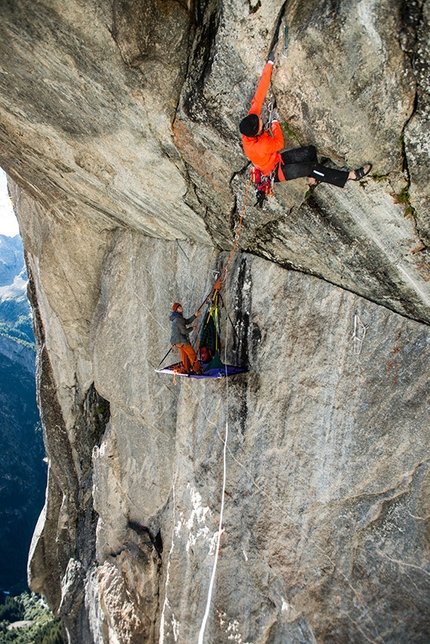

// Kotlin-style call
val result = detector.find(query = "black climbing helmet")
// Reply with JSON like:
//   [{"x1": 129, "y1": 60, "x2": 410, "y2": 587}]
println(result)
[{"x1": 239, "y1": 114, "x2": 260, "y2": 137}]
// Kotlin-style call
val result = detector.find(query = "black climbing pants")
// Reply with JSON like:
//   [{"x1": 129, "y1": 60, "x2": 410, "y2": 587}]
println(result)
[{"x1": 276, "y1": 145, "x2": 349, "y2": 188}]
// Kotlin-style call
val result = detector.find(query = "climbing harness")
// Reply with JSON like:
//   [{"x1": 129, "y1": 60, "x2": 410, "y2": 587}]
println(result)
[
  {"x1": 251, "y1": 165, "x2": 275, "y2": 207},
  {"x1": 249, "y1": 98, "x2": 278, "y2": 208}
]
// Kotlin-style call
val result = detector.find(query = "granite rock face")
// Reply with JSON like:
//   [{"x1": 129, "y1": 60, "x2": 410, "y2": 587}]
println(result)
[
  {"x1": 1, "y1": 0, "x2": 429, "y2": 323},
  {"x1": 0, "y1": 0, "x2": 429, "y2": 642}
]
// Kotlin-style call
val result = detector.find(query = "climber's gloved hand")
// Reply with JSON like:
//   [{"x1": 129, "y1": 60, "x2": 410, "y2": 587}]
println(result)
[{"x1": 270, "y1": 110, "x2": 280, "y2": 123}]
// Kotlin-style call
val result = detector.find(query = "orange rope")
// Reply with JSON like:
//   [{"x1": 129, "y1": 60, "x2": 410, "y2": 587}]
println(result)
[
  {"x1": 195, "y1": 176, "x2": 252, "y2": 314},
  {"x1": 220, "y1": 175, "x2": 253, "y2": 285},
  {"x1": 160, "y1": 176, "x2": 252, "y2": 372}
]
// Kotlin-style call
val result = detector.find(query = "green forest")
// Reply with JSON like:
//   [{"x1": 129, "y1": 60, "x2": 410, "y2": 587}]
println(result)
[{"x1": 0, "y1": 593, "x2": 63, "y2": 644}]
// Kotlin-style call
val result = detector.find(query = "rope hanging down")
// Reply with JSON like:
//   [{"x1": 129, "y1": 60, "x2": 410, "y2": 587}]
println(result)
[
  {"x1": 197, "y1": 179, "x2": 252, "y2": 639},
  {"x1": 195, "y1": 175, "x2": 253, "y2": 316},
  {"x1": 220, "y1": 175, "x2": 253, "y2": 286},
  {"x1": 197, "y1": 310, "x2": 230, "y2": 644},
  {"x1": 157, "y1": 175, "x2": 252, "y2": 374}
]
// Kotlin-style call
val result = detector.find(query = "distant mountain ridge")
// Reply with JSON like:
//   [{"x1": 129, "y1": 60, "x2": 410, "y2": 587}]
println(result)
[
  {"x1": 0, "y1": 233, "x2": 45, "y2": 594},
  {"x1": 0, "y1": 234, "x2": 34, "y2": 349},
  {"x1": 0, "y1": 235, "x2": 25, "y2": 286}
]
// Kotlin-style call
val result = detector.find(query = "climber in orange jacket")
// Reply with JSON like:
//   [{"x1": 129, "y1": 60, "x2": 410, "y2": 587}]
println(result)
[
  {"x1": 240, "y1": 58, "x2": 284, "y2": 177},
  {"x1": 239, "y1": 51, "x2": 371, "y2": 204}
]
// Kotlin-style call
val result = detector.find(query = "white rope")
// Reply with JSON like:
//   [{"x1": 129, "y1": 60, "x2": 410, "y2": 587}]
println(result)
[{"x1": 197, "y1": 299, "x2": 230, "y2": 644}]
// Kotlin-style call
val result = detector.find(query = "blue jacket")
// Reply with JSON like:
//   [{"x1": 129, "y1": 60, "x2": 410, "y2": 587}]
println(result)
[{"x1": 170, "y1": 311, "x2": 196, "y2": 344}]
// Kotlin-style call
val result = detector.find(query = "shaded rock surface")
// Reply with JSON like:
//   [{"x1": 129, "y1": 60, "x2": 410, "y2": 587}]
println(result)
[{"x1": 0, "y1": 0, "x2": 429, "y2": 642}]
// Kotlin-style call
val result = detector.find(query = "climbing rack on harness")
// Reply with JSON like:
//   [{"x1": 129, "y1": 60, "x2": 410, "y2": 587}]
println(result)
[{"x1": 250, "y1": 165, "x2": 275, "y2": 207}]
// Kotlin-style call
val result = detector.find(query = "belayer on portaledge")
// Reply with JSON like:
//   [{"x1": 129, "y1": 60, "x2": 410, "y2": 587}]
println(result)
[{"x1": 156, "y1": 279, "x2": 247, "y2": 380}]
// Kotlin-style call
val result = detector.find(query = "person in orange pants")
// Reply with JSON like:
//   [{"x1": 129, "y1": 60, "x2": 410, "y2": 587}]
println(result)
[{"x1": 170, "y1": 302, "x2": 202, "y2": 374}]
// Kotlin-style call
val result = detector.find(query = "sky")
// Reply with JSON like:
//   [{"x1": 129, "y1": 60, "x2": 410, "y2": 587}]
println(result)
[{"x1": 0, "y1": 168, "x2": 19, "y2": 237}]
